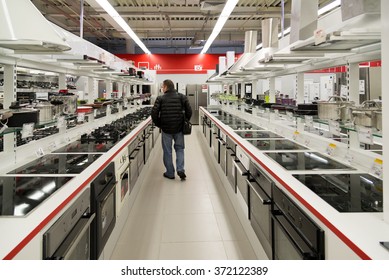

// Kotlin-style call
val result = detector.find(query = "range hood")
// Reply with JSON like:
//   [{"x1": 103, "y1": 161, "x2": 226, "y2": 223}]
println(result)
[
  {"x1": 227, "y1": 30, "x2": 258, "y2": 74},
  {"x1": 0, "y1": 0, "x2": 71, "y2": 52}
]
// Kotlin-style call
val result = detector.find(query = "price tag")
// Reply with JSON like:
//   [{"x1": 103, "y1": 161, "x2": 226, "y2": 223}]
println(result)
[
  {"x1": 21, "y1": 123, "x2": 34, "y2": 139},
  {"x1": 328, "y1": 120, "x2": 341, "y2": 136},
  {"x1": 357, "y1": 126, "x2": 374, "y2": 145},
  {"x1": 326, "y1": 143, "x2": 337, "y2": 156},
  {"x1": 293, "y1": 131, "x2": 300, "y2": 140},
  {"x1": 77, "y1": 113, "x2": 85, "y2": 123},
  {"x1": 371, "y1": 158, "x2": 383, "y2": 179},
  {"x1": 57, "y1": 116, "x2": 66, "y2": 128},
  {"x1": 305, "y1": 115, "x2": 313, "y2": 128},
  {"x1": 35, "y1": 147, "x2": 45, "y2": 157}
]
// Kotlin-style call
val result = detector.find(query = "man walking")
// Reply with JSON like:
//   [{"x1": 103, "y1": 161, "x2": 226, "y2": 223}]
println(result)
[{"x1": 151, "y1": 79, "x2": 192, "y2": 180}]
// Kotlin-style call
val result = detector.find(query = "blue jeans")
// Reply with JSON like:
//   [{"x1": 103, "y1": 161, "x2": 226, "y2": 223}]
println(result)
[{"x1": 161, "y1": 131, "x2": 185, "y2": 177}]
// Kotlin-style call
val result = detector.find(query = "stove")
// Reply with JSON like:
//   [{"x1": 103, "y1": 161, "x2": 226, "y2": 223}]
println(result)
[
  {"x1": 264, "y1": 151, "x2": 355, "y2": 171},
  {"x1": 293, "y1": 173, "x2": 382, "y2": 212},
  {"x1": 53, "y1": 141, "x2": 115, "y2": 153},
  {"x1": 0, "y1": 176, "x2": 74, "y2": 216},
  {"x1": 247, "y1": 139, "x2": 309, "y2": 151},
  {"x1": 235, "y1": 130, "x2": 283, "y2": 139},
  {"x1": 7, "y1": 154, "x2": 102, "y2": 175}
]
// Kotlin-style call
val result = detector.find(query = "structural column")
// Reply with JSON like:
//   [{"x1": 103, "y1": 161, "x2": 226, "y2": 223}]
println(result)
[
  {"x1": 268, "y1": 77, "x2": 276, "y2": 103},
  {"x1": 58, "y1": 73, "x2": 66, "y2": 90},
  {"x1": 295, "y1": 73, "x2": 304, "y2": 103},
  {"x1": 106, "y1": 80, "x2": 113, "y2": 98},
  {"x1": 87, "y1": 77, "x2": 97, "y2": 104},
  {"x1": 3, "y1": 64, "x2": 16, "y2": 109},
  {"x1": 347, "y1": 62, "x2": 360, "y2": 105}
]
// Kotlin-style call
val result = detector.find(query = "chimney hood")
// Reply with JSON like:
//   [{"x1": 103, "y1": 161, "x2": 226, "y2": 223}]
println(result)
[
  {"x1": 227, "y1": 31, "x2": 257, "y2": 74},
  {"x1": 0, "y1": 0, "x2": 71, "y2": 52}
]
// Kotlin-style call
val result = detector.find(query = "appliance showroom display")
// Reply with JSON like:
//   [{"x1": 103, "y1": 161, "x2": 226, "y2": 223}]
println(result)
[{"x1": 247, "y1": 139, "x2": 309, "y2": 151}]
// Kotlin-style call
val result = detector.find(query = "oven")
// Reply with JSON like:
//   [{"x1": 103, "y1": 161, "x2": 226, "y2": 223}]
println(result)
[
  {"x1": 144, "y1": 125, "x2": 153, "y2": 163},
  {"x1": 115, "y1": 148, "x2": 130, "y2": 216},
  {"x1": 226, "y1": 136, "x2": 237, "y2": 193},
  {"x1": 129, "y1": 142, "x2": 140, "y2": 190},
  {"x1": 218, "y1": 131, "x2": 227, "y2": 174},
  {"x1": 234, "y1": 146, "x2": 250, "y2": 217},
  {"x1": 90, "y1": 162, "x2": 116, "y2": 260},
  {"x1": 271, "y1": 185, "x2": 325, "y2": 260},
  {"x1": 248, "y1": 162, "x2": 273, "y2": 259},
  {"x1": 211, "y1": 122, "x2": 219, "y2": 163},
  {"x1": 202, "y1": 115, "x2": 211, "y2": 147},
  {"x1": 43, "y1": 189, "x2": 95, "y2": 259}
]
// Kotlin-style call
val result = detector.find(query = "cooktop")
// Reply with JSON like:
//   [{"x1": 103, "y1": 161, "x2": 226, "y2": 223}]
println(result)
[
  {"x1": 264, "y1": 151, "x2": 355, "y2": 171},
  {"x1": 293, "y1": 173, "x2": 382, "y2": 212},
  {"x1": 0, "y1": 176, "x2": 74, "y2": 216},
  {"x1": 53, "y1": 140, "x2": 115, "y2": 153},
  {"x1": 7, "y1": 153, "x2": 102, "y2": 175},
  {"x1": 247, "y1": 139, "x2": 309, "y2": 151},
  {"x1": 235, "y1": 130, "x2": 283, "y2": 139}
]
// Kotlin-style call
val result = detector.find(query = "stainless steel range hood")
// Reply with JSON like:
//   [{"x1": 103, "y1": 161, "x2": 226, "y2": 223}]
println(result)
[
  {"x1": 0, "y1": 0, "x2": 71, "y2": 52},
  {"x1": 227, "y1": 30, "x2": 258, "y2": 74}
]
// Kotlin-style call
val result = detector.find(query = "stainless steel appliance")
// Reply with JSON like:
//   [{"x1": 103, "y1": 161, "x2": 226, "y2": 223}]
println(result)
[
  {"x1": 186, "y1": 84, "x2": 208, "y2": 125},
  {"x1": 0, "y1": 176, "x2": 74, "y2": 216},
  {"x1": 271, "y1": 185, "x2": 325, "y2": 259},
  {"x1": 144, "y1": 125, "x2": 153, "y2": 163},
  {"x1": 90, "y1": 162, "x2": 116, "y2": 260},
  {"x1": 264, "y1": 151, "x2": 356, "y2": 171},
  {"x1": 248, "y1": 162, "x2": 273, "y2": 259},
  {"x1": 211, "y1": 122, "x2": 219, "y2": 163},
  {"x1": 115, "y1": 148, "x2": 130, "y2": 215},
  {"x1": 293, "y1": 173, "x2": 383, "y2": 212},
  {"x1": 226, "y1": 136, "x2": 237, "y2": 192},
  {"x1": 202, "y1": 115, "x2": 212, "y2": 147},
  {"x1": 43, "y1": 189, "x2": 95, "y2": 259},
  {"x1": 234, "y1": 146, "x2": 250, "y2": 217},
  {"x1": 218, "y1": 130, "x2": 227, "y2": 174}
]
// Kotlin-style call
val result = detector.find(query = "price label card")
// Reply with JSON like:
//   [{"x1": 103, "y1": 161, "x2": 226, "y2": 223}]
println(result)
[
  {"x1": 77, "y1": 113, "x2": 85, "y2": 123},
  {"x1": 35, "y1": 147, "x2": 45, "y2": 157},
  {"x1": 371, "y1": 158, "x2": 383, "y2": 179},
  {"x1": 305, "y1": 115, "x2": 313, "y2": 128},
  {"x1": 56, "y1": 116, "x2": 66, "y2": 128},
  {"x1": 21, "y1": 123, "x2": 34, "y2": 139},
  {"x1": 326, "y1": 143, "x2": 337, "y2": 156},
  {"x1": 328, "y1": 120, "x2": 341, "y2": 136},
  {"x1": 357, "y1": 126, "x2": 374, "y2": 145}
]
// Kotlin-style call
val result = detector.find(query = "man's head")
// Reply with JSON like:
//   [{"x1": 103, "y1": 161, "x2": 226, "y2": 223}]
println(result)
[{"x1": 162, "y1": 79, "x2": 175, "y2": 93}]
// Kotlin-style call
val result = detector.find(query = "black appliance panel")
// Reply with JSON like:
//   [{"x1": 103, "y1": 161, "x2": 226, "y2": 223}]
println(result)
[
  {"x1": 235, "y1": 131, "x2": 283, "y2": 139},
  {"x1": 293, "y1": 173, "x2": 383, "y2": 212},
  {"x1": 247, "y1": 139, "x2": 308, "y2": 151},
  {"x1": 265, "y1": 151, "x2": 355, "y2": 171},
  {"x1": 53, "y1": 141, "x2": 115, "y2": 153},
  {"x1": 7, "y1": 154, "x2": 102, "y2": 175},
  {"x1": 0, "y1": 176, "x2": 74, "y2": 216}
]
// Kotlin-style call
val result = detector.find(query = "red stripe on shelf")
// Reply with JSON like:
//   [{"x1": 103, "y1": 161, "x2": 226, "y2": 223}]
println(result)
[
  {"x1": 3, "y1": 120, "x2": 151, "y2": 260},
  {"x1": 203, "y1": 108, "x2": 372, "y2": 260}
]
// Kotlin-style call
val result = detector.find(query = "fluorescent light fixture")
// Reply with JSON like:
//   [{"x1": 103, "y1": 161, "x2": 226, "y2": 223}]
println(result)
[
  {"x1": 200, "y1": 0, "x2": 238, "y2": 54},
  {"x1": 95, "y1": 0, "x2": 151, "y2": 54}
]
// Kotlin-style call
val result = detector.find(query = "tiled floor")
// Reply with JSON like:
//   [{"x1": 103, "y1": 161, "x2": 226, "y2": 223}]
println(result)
[{"x1": 110, "y1": 126, "x2": 262, "y2": 260}]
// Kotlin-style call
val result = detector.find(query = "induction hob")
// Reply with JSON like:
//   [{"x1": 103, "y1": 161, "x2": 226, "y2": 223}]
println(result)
[
  {"x1": 7, "y1": 154, "x2": 102, "y2": 175},
  {"x1": 247, "y1": 139, "x2": 309, "y2": 151},
  {"x1": 293, "y1": 173, "x2": 382, "y2": 212},
  {"x1": 0, "y1": 176, "x2": 74, "y2": 216},
  {"x1": 235, "y1": 130, "x2": 283, "y2": 139},
  {"x1": 264, "y1": 151, "x2": 355, "y2": 171},
  {"x1": 53, "y1": 140, "x2": 115, "y2": 153}
]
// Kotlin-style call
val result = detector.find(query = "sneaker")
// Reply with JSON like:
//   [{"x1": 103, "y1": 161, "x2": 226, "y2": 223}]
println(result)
[
  {"x1": 177, "y1": 171, "x2": 186, "y2": 180},
  {"x1": 163, "y1": 173, "x2": 175, "y2": 179}
]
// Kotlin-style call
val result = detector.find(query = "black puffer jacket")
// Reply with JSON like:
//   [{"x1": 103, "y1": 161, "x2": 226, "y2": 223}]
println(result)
[{"x1": 151, "y1": 90, "x2": 192, "y2": 134}]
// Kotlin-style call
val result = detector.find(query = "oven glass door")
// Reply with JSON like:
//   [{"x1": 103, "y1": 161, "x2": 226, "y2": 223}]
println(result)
[
  {"x1": 272, "y1": 214, "x2": 316, "y2": 260},
  {"x1": 120, "y1": 166, "x2": 130, "y2": 200}
]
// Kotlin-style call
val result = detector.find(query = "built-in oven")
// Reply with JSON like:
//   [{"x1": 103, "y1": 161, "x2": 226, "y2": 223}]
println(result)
[
  {"x1": 271, "y1": 185, "x2": 325, "y2": 260},
  {"x1": 115, "y1": 148, "x2": 130, "y2": 216},
  {"x1": 144, "y1": 125, "x2": 153, "y2": 163},
  {"x1": 218, "y1": 130, "x2": 227, "y2": 174},
  {"x1": 43, "y1": 189, "x2": 95, "y2": 259},
  {"x1": 226, "y1": 136, "x2": 237, "y2": 192},
  {"x1": 234, "y1": 146, "x2": 250, "y2": 217},
  {"x1": 202, "y1": 115, "x2": 211, "y2": 147},
  {"x1": 129, "y1": 141, "x2": 140, "y2": 191},
  {"x1": 248, "y1": 162, "x2": 273, "y2": 259},
  {"x1": 90, "y1": 162, "x2": 116, "y2": 260},
  {"x1": 211, "y1": 122, "x2": 219, "y2": 163}
]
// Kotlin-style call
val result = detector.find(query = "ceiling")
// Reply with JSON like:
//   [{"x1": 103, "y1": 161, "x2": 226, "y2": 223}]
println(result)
[{"x1": 31, "y1": 0, "x2": 335, "y2": 55}]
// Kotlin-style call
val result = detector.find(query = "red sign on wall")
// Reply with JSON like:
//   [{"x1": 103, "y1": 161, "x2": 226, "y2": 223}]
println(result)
[{"x1": 116, "y1": 53, "x2": 237, "y2": 74}]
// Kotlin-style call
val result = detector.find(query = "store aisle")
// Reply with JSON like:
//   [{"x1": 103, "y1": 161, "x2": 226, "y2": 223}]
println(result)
[{"x1": 110, "y1": 126, "x2": 261, "y2": 260}]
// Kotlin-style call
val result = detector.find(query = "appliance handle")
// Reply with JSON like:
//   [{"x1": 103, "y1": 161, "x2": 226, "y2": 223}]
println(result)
[
  {"x1": 62, "y1": 213, "x2": 95, "y2": 260},
  {"x1": 247, "y1": 179, "x2": 271, "y2": 205},
  {"x1": 233, "y1": 160, "x2": 249, "y2": 176}
]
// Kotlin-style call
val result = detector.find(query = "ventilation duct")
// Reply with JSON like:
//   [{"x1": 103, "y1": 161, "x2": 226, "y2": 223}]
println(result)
[{"x1": 0, "y1": 0, "x2": 71, "y2": 52}]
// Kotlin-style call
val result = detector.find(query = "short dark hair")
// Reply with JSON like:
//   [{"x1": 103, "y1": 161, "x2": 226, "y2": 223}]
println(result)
[{"x1": 163, "y1": 79, "x2": 175, "y2": 91}]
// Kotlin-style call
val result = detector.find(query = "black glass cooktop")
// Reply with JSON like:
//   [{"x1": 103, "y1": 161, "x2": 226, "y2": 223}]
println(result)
[
  {"x1": 53, "y1": 141, "x2": 115, "y2": 153},
  {"x1": 229, "y1": 123, "x2": 263, "y2": 130},
  {"x1": 293, "y1": 173, "x2": 382, "y2": 212},
  {"x1": 7, "y1": 154, "x2": 102, "y2": 175},
  {"x1": 0, "y1": 176, "x2": 74, "y2": 216},
  {"x1": 265, "y1": 151, "x2": 355, "y2": 171},
  {"x1": 235, "y1": 130, "x2": 283, "y2": 139},
  {"x1": 247, "y1": 139, "x2": 309, "y2": 151}
]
